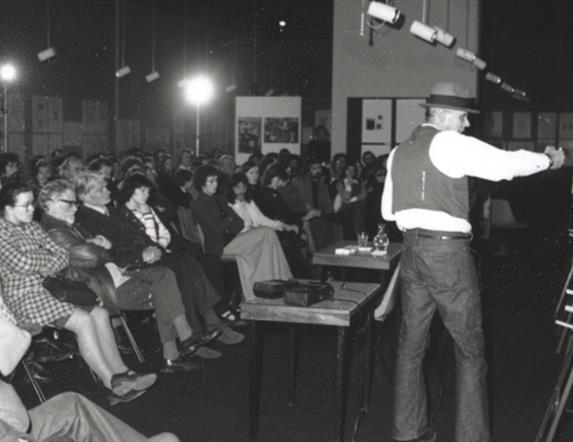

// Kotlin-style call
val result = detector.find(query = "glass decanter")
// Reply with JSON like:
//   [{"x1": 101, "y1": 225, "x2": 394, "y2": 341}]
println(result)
[{"x1": 373, "y1": 223, "x2": 389, "y2": 253}]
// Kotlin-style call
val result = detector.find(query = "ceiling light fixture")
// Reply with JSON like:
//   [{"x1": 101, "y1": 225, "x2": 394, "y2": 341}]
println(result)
[
  {"x1": 456, "y1": 48, "x2": 487, "y2": 70},
  {"x1": 367, "y1": 1, "x2": 400, "y2": 24},
  {"x1": 485, "y1": 72, "x2": 502, "y2": 85}
]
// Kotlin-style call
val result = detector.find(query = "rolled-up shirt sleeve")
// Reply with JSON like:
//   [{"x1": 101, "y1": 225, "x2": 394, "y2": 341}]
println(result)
[
  {"x1": 430, "y1": 131, "x2": 550, "y2": 181},
  {"x1": 381, "y1": 149, "x2": 396, "y2": 221}
]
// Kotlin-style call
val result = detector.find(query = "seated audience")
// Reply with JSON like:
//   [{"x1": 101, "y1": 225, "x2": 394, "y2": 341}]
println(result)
[
  {"x1": 0, "y1": 317, "x2": 179, "y2": 442},
  {"x1": 177, "y1": 148, "x2": 193, "y2": 172},
  {"x1": 29, "y1": 159, "x2": 52, "y2": 192},
  {"x1": 116, "y1": 174, "x2": 245, "y2": 355},
  {"x1": 190, "y1": 165, "x2": 292, "y2": 301},
  {"x1": 228, "y1": 172, "x2": 298, "y2": 234},
  {"x1": 38, "y1": 178, "x2": 215, "y2": 370},
  {"x1": 241, "y1": 160, "x2": 262, "y2": 201},
  {"x1": 332, "y1": 162, "x2": 366, "y2": 238},
  {"x1": 72, "y1": 172, "x2": 227, "y2": 361},
  {"x1": 0, "y1": 153, "x2": 20, "y2": 189},
  {"x1": 364, "y1": 155, "x2": 388, "y2": 238},
  {"x1": 291, "y1": 157, "x2": 343, "y2": 250},
  {"x1": 0, "y1": 182, "x2": 156, "y2": 405},
  {"x1": 57, "y1": 154, "x2": 84, "y2": 182}
]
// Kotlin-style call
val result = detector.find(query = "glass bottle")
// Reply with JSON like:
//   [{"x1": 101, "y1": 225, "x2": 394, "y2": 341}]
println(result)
[{"x1": 373, "y1": 223, "x2": 389, "y2": 253}]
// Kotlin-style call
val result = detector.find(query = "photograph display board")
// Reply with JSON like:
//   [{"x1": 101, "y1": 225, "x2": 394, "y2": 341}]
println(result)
[
  {"x1": 484, "y1": 111, "x2": 504, "y2": 139},
  {"x1": 361, "y1": 99, "x2": 391, "y2": 145},
  {"x1": 537, "y1": 113, "x2": 557, "y2": 140},
  {"x1": 512, "y1": 112, "x2": 532, "y2": 139},
  {"x1": 235, "y1": 96, "x2": 301, "y2": 164},
  {"x1": 559, "y1": 113, "x2": 573, "y2": 140}
]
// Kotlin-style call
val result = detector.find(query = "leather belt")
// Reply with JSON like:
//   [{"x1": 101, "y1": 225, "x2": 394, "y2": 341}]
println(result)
[{"x1": 405, "y1": 228, "x2": 471, "y2": 240}]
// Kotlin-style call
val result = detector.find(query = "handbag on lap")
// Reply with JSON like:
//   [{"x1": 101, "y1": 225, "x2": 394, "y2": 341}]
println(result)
[{"x1": 43, "y1": 276, "x2": 99, "y2": 307}]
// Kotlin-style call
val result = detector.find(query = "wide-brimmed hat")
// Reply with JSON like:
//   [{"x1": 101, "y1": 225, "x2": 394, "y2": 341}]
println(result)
[{"x1": 420, "y1": 82, "x2": 479, "y2": 114}]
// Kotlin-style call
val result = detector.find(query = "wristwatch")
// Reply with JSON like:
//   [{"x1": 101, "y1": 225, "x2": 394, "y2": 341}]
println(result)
[{"x1": 545, "y1": 153, "x2": 554, "y2": 169}]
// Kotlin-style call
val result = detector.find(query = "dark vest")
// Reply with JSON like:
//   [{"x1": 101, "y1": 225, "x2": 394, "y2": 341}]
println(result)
[{"x1": 391, "y1": 125, "x2": 468, "y2": 220}]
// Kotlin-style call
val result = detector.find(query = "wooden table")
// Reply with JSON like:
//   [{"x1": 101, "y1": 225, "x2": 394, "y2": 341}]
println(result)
[
  {"x1": 242, "y1": 281, "x2": 382, "y2": 442},
  {"x1": 312, "y1": 240, "x2": 401, "y2": 271}
]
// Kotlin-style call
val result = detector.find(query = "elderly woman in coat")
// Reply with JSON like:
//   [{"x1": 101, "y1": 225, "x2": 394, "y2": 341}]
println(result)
[{"x1": 0, "y1": 182, "x2": 155, "y2": 405}]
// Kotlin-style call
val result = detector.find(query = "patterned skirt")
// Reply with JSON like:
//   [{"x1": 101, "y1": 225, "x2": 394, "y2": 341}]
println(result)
[{"x1": 4, "y1": 285, "x2": 76, "y2": 327}]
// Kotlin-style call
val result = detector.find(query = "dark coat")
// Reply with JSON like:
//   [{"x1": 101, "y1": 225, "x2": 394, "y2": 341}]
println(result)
[
  {"x1": 291, "y1": 175, "x2": 334, "y2": 215},
  {"x1": 75, "y1": 205, "x2": 156, "y2": 270},
  {"x1": 39, "y1": 213, "x2": 118, "y2": 312},
  {"x1": 189, "y1": 193, "x2": 244, "y2": 257}
]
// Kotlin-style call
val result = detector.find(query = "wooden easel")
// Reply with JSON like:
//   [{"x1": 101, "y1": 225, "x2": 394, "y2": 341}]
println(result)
[{"x1": 536, "y1": 307, "x2": 573, "y2": 442}]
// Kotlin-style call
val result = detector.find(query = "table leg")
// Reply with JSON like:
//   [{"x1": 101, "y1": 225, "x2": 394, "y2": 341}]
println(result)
[
  {"x1": 335, "y1": 327, "x2": 349, "y2": 442},
  {"x1": 288, "y1": 326, "x2": 297, "y2": 406},
  {"x1": 249, "y1": 322, "x2": 262, "y2": 442},
  {"x1": 364, "y1": 313, "x2": 373, "y2": 413}
]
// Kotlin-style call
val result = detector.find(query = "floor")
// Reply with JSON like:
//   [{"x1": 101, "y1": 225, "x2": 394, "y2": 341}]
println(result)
[{"x1": 13, "y1": 225, "x2": 573, "y2": 442}]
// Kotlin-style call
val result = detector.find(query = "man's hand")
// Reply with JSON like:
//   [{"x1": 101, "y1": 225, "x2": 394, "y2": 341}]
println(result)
[
  {"x1": 87, "y1": 235, "x2": 112, "y2": 250},
  {"x1": 545, "y1": 145, "x2": 566, "y2": 169},
  {"x1": 142, "y1": 246, "x2": 162, "y2": 264}
]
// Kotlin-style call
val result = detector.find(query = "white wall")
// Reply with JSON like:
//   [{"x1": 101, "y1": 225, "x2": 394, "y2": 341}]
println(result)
[{"x1": 332, "y1": 0, "x2": 481, "y2": 154}]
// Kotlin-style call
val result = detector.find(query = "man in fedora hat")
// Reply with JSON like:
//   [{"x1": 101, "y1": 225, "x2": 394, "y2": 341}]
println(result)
[{"x1": 382, "y1": 81, "x2": 564, "y2": 442}]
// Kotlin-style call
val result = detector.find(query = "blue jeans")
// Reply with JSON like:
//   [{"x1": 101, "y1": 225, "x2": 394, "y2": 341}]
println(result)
[{"x1": 393, "y1": 232, "x2": 491, "y2": 442}]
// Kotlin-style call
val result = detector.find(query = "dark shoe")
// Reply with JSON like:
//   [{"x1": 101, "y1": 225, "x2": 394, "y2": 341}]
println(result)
[
  {"x1": 161, "y1": 356, "x2": 201, "y2": 373},
  {"x1": 195, "y1": 346, "x2": 223, "y2": 359},
  {"x1": 180, "y1": 329, "x2": 221, "y2": 356},
  {"x1": 111, "y1": 371, "x2": 157, "y2": 392},
  {"x1": 215, "y1": 325, "x2": 245, "y2": 345},
  {"x1": 106, "y1": 388, "x2": 146, "y2": 406},
  {"x1": 393, "y1": 429, "x2": 436, "y2": 442}
]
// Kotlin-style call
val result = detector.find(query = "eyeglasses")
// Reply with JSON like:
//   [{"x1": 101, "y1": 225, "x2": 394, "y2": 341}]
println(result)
[{"x1": 58, "y1": 199, "x2": 79, "y2": 207}]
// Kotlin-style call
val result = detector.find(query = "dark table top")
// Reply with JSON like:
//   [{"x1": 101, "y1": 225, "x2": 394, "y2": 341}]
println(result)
[{"x1": 312, "y1": 240, "x2": 401, "y2": 271}]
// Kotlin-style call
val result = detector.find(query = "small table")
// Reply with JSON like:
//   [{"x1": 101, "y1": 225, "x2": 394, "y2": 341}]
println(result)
[
  {"x1": 242, "y1": 281, "x2": 382, "y2": 442},
  {"x1": 312, "y1": 240, "x2": 401, "y2": 271}
]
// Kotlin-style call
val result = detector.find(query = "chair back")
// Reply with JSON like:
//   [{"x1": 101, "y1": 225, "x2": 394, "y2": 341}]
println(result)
[{"x1": 374, "y1": 263, "x2": 400, "y2": 322}]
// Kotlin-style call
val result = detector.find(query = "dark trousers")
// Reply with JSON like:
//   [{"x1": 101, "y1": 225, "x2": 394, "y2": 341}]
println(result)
[
  {"x1": 160, "y1": 248, "x2": 220, "y2": 332},
  {"x1": 393, "y1": 232, "x2": 491, "y2": 442},
  {"x1": 116, "y1": 266, "x2": 184, "y2": 343}
]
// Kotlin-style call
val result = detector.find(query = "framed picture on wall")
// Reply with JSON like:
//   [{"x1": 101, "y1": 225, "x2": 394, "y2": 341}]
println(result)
[
  {"x1": 361, "y1": 99, "x2": 392, "y2": 144},
  {"x1": 559, "y1": 113, "x2": 573, "y2": 140},
  {"x1": 512, "y1": 112, "x2": 532, "y2": 139},
  {"x1": 238, "y1": 117, "x2": 262, "y2": 153},
  {"x1": 395, "y1": 99, "x2": 425, "y2": 144},
  {"x1": 537, "y1": 112, "x2": 557, "y2": 140},
  {"x1": 484, "y1": 111, "x2": 504, "y2": 138},
  {"x1": 264, "y1": 117, "x2": 299, "y2": 143}
]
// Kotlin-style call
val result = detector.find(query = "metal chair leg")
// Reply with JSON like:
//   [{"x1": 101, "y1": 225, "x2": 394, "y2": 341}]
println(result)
[
  {"x1": 22, "y1": 361, "x2": 46, "y2": 403},
  {"x1": 119, "y1": 314, "x2": 145, "y2": 363}
]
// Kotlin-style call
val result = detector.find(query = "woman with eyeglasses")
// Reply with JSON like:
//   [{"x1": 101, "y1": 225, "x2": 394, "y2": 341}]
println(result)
[{"x1": 0, "y1": 182, "x2": 157, "y2": 405}]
